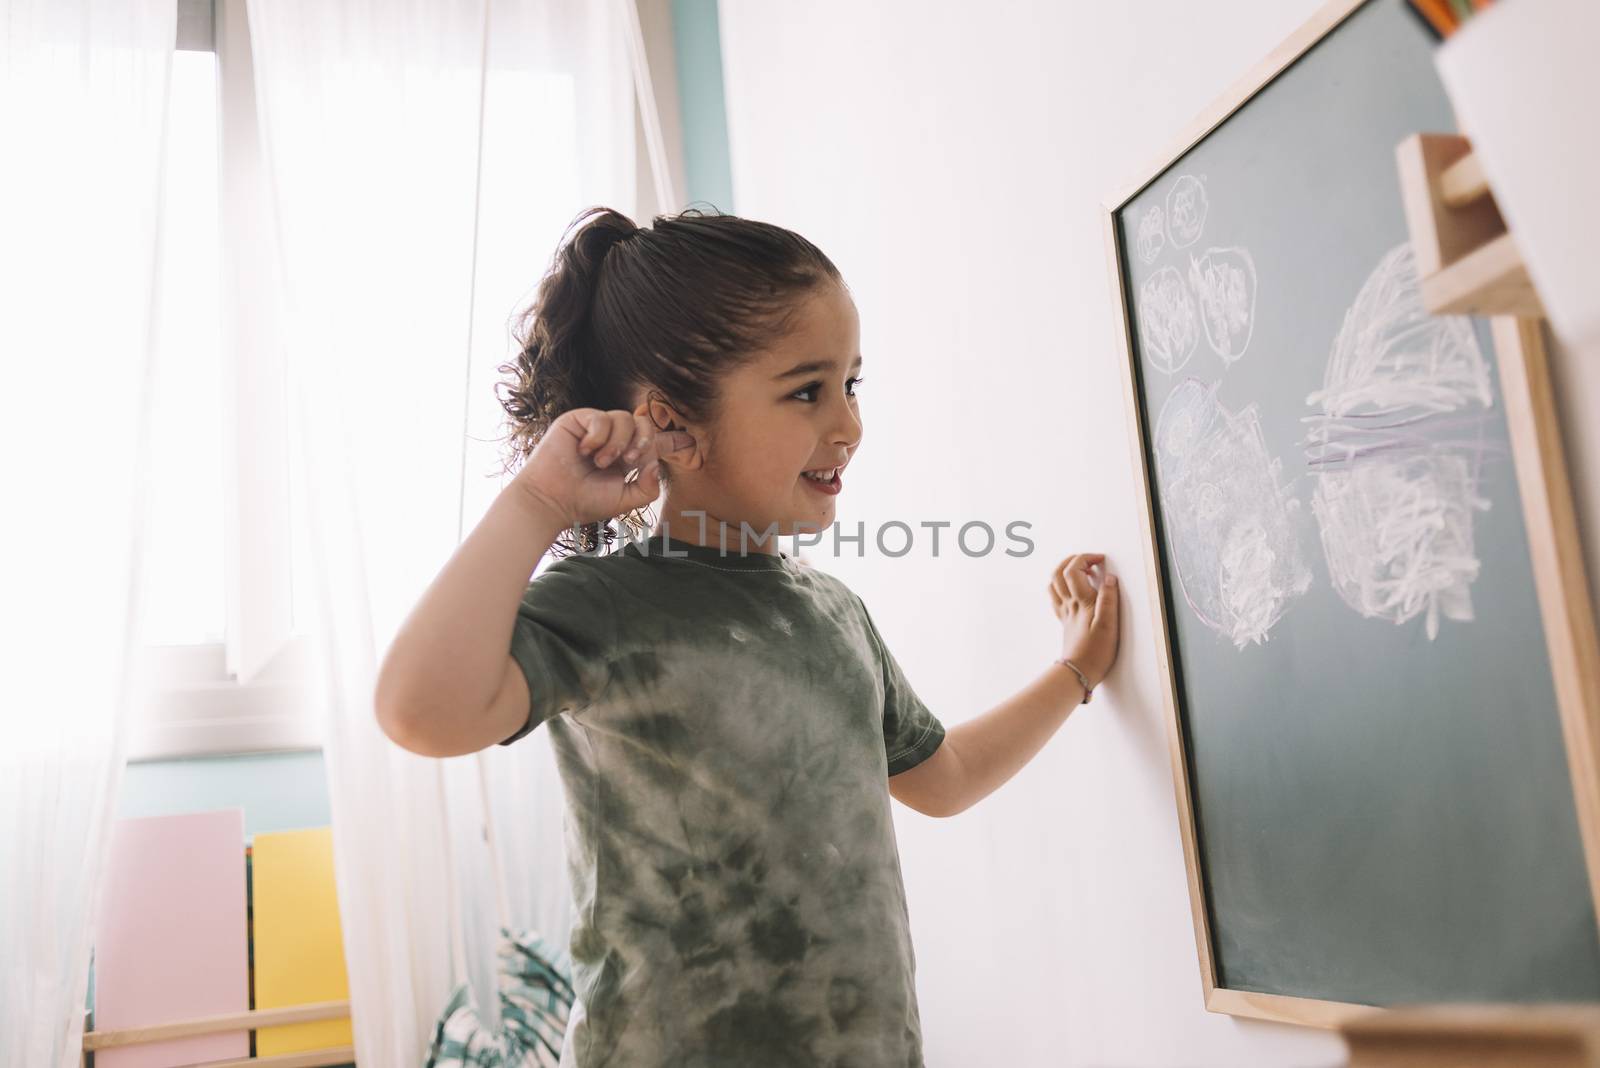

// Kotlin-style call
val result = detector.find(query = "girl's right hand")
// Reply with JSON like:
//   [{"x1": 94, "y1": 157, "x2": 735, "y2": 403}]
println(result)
[
  {"x1": 1049, "y1": 552, "x2": 1121, "y2": 690},
  {"x1": 512, "y1": 407, "x2": 697, "y2": 529}
]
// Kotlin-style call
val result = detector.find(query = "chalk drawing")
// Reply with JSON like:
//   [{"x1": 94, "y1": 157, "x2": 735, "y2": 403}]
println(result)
[
  {"x1": 1156, "y1": 378, "x2": 1311, "y2": 648},
  {"x1": 1137, "y1": 205, "x2": 1166, "y2": 263},
  {"x1": 1189, "y1": 246, "x2": 1258, "y2": 364},
  {"x1": 1304, "y1": 242, "x2": 1496, "y2": 640},
  {"x1": 1310, "y1": 454, "x2": 1487, "y2": 640},
  {"x1": 1138, "y1": 266, "x2": 1201, "y2": 374},
  {"x1": 1307, "y1": 251, "x2": 1490, "y2": 420},
  {"x1": 1166, "y1": 174, "x2": 1209, "y2": 249}
]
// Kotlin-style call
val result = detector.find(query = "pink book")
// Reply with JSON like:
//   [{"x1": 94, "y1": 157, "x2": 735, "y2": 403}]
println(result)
[{"x1": 93, "y1": 810, "x2": 250, "y2": 1067}]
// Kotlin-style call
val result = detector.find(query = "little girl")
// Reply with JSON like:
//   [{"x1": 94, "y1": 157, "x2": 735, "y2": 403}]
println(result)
[{"x1": 376, "y1": 205, "x2": 1121, "y2": 1067}]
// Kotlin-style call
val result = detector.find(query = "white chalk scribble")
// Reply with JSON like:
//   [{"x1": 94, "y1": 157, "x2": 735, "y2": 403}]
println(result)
[
  {"x1": 1138, "y1": 266, "x2": 1201, "y2": 375},
  {"x1": 1303, "y1": 242, "x2": 1497, "y2": 640},
  {"x1": 1307, "y1": 244, "x2": 1491, "y2": 419},
  {"x1": 1137, "y1": 205, "x2": 1166, "y2": 263},
  {"x1": 1189, "y1": 246, "x2": 1258, "y2": 365},
  {"x1": 1166, "y1": 174, "x2": 1209, "y2": 249},
  {"x1": 1156, "y1": 378, "x2": 1312, "y2": 648},
  {"x1": 1310, "y1": 454, "x2": 1487, "y2": 640}
]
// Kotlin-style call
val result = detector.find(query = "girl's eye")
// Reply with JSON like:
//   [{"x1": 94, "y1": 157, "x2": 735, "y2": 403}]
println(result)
[{"x1": 793, "y1": 376, "x2": 865, "y2": 403}]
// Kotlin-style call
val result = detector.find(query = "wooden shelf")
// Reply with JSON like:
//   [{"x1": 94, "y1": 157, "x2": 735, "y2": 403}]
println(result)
[
  {"x1": 82, "y1": 999, "x2": 353, "y2": 1067},
  {"x1": 1396, "y1": 132, "x2": 1546, "y2": 318},
  {"x1": 1341, "y1": 1004, "x2": 1600, "y2": 1067}
]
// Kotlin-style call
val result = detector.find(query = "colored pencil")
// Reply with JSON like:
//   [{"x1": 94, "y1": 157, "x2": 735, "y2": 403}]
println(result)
[{"x1": 1405, "y1": 0, "x2": 1457, "y2": 40}]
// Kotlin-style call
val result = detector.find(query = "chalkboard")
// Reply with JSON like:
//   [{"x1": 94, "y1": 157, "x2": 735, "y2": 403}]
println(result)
[{"x1": 1106, "y1": 0, "x2": 1600, "y2": 1018}]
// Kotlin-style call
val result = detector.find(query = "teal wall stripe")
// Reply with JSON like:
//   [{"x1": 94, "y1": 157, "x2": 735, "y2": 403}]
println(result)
[{"x1": 671, "y1": 0, "x2": 736, "y2": 213}]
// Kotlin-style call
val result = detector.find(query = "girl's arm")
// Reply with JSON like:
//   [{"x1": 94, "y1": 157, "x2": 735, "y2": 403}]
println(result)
[
  {"x1": 375, "y1": 406, "x2": 694, "y2": 757},
  {"x1": 889, "y1": 555, "x2": 1120, "y2": 817},
  {"x1": 374, "y1": 482, "x2": 569, "y2": 756},
  {"x1": 890, "y1": 661, "x2": 1090, "y2": 817}
]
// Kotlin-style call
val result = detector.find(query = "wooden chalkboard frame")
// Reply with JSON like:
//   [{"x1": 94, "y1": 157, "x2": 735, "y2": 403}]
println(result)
[{"x1": 1100, "y1": 0, "x2": 1600, "y2": 1029}]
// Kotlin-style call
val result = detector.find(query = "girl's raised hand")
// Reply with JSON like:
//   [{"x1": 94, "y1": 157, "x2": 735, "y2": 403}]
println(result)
[
  {"x1": 512, "y1": 407, "x2": 696, "y2": 529},
  {"x1": 1048, "y1": 552, "x2": 1121, "y2": 691}
]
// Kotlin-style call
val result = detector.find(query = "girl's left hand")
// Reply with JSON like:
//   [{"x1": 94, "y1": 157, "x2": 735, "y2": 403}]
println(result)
[{"x1": 1048, "y1": 553, "x2": 1121, "y2": 689}]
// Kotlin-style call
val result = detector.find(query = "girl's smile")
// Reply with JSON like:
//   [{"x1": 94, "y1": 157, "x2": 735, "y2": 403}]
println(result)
[{"x1": 800, "y1": 467, "x2": 843, "y2": 494}]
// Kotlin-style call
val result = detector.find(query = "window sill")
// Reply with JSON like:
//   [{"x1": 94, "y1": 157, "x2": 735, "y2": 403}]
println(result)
[{"x1": 129, "y1": 635, "x2": 321, "y2": 762}]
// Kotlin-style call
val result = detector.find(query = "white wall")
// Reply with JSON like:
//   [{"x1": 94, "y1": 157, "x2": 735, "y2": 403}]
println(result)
[{"x1": 718, "y1": 2, "x2": 1600, "y2": 1064}]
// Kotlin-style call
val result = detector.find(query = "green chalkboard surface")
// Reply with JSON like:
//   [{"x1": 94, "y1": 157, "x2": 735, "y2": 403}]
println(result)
[{"x1": 1109, "y1": 0, "x2": 1600, "y2": 1010}]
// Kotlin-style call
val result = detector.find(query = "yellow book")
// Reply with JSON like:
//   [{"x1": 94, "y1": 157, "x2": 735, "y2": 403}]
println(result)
[{"x1": 251, "y1": 827, "x2": 353, "y2": 1056}]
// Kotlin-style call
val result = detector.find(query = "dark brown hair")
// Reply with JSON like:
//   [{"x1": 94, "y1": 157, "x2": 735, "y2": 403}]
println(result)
[{"x1": 496, "y1": 204, "x2": 843, "y2": 557}]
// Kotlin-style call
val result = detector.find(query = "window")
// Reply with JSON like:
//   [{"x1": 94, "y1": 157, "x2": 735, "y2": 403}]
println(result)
[
  {"x1": 132, "y1": 0, "x2": 316, "y2": 761},
  {"x1": 134, "y1": 0, "x2": 663, "y2": 760}
]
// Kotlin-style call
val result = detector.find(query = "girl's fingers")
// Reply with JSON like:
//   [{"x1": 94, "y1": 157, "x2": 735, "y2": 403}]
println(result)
[
  {"x1": 1093, "y1": 570, "x2": 1120, "y2": 630},
  {"x1": 620, "y1": 456, "x2": 663, "y2": 509},
  {"x1": 576, "y1": 409, "x2": 609, "y2": 456},
  {"x1": 1052, "y1": 552, "x2": 1109, "y2": 607},
  {"x1": 1050, "y1": 565, "x2": 1072, "y2": 609},
  {"x1": 604, "y1": 411, "x2": 639, "y2": 466},
  {"x1": 622, "y1": 423, "x2": 697, "y2": 471},
  {"x1": 602, "y1": 412, "x2": 700, "y2": 470},
  {"x1": 653, "y1": 430, "x2": 697, "y2": 456},
  {"x1": 592, "y1": 411, "x2": 635, "y2": 468},
  {"x1": 1066, "y1": 565, "x2": 1096, "y2": 602},
  {"x1": 619, "y1": 413, "x2": 654, "y2": 467}
]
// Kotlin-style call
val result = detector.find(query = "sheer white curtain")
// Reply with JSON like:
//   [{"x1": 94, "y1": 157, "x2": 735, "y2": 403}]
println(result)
[
  {"x1": 246, "y1": 0, "x2": 635, "y2": 1060},
  {"x1": 0, "y1": 2, "x2": 174, "y2": 1065}
]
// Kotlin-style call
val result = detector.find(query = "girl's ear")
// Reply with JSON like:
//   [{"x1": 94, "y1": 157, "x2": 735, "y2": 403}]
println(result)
[{"x1": 638, "y1": 390, "x2": 704, "y2": 471}]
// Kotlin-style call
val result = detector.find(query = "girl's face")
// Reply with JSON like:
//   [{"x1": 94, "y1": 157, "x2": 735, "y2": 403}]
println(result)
[{"x1": 643, "y1": 280, "x2": 863, "y2": 553}]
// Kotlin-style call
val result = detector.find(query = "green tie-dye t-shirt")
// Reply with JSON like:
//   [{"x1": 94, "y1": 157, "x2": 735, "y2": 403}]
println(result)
[{"x1": 498, "y1": 532, "x2": 946, "y2": 1067}]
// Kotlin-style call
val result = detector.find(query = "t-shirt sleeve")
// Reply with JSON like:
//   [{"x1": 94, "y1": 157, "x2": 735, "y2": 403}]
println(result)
[
  {"x1": 855, "y1": 594, "x2": 946, "y2": 775},
  {"x1": 498, "y1": 558, "x2": 616, "y2": 746}
]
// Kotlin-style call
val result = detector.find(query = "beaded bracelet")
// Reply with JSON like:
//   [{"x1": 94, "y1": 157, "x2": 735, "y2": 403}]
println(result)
[{"x1": 1054, "y1": 657, "x2": 1094, "y2": 704}]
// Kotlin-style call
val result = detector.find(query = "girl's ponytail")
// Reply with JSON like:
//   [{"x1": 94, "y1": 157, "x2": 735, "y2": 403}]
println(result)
[
  {"x1": 497, "y1": 203, "x2": 842, "y2": 558},
  {"x1": 498, "y1": 207, "x2": 641, "y2": 555}
]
